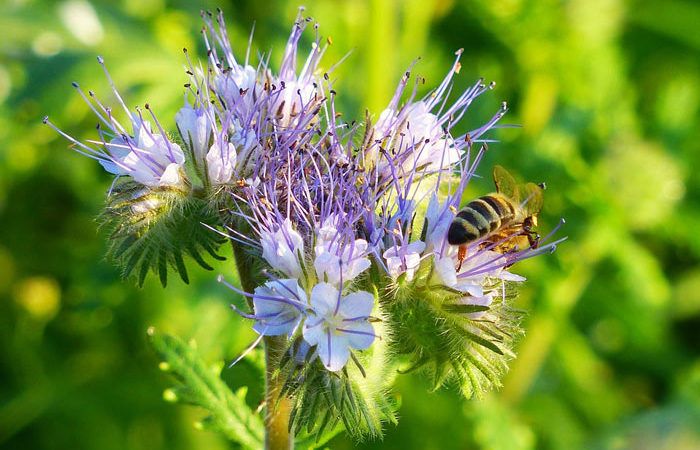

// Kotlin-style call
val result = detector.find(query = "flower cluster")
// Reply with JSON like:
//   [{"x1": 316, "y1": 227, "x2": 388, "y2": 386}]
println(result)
[{"x1": 48, "y1": 8, "x2": 564, "y2": 437}]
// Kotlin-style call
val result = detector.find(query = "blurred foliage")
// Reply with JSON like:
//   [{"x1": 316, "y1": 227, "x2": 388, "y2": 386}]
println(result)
[{"x1": 1, "y1": 0, "x2": 700, "y2": 449}]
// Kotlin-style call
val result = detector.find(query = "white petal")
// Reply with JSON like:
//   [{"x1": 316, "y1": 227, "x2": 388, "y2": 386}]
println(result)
[
  {"x1": 302, "y1": 318, "x2": 326, "y2": 347},
  {"x1": 463, "y1": 293, "x2": 493, "y2": 307},
  {"x1": 260, "y1": 221, "x2": 304, "y2": 279},
  {"x1": 309, "y1": 282, "x2": 340, "y2": 317},
  {"x1": 252, "y1": 279, "x2": 304, "y2": 336},
  {"x1": 158, "y1": 163, "x2": 182, "y2": 186},
  {"x1": 455, "y1": 281, "x2": 483, "y2": 297},
  {"x1": 500, "y1": 271, "x2": 526, "y2": 282},
  {"x1": 206, "y1": 141, "x2": 236, "y2": 184},
  {"x1": 338, "y1": 290, "x2": 374, "y2": 319},
  {"x1": 433, "y1": 256, "x2": 457, "y2": 287},
  {"x1": 345, "y1": 256, "x2": 370, "y2": 281},
  {"x1": 340, "y1": 321, "x2": 375, "y2": 350},
  {"x1": 314, "y1": 251, "x2": 340, "y2": 285},
  {"x1": 407, "y1": 240, "x2": 426, "y2": 255},
  {"x1": 316, "y1": 330, "x2": 350, "y2": 372}
]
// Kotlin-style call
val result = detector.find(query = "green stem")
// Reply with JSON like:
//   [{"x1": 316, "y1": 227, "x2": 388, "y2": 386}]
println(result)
[
  {"x1": 263, "y1": 336, "x2": 293, "y2": 450},
  {"x1": 232, "y1": 242, "x2": 293, "y2": 450}
]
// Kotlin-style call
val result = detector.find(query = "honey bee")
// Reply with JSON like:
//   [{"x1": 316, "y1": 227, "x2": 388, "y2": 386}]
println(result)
[{"x1": 447, "y1": 165, "x2": 544, "y2": 267}]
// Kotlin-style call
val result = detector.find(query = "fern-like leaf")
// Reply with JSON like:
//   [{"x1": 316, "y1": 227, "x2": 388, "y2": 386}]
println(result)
[{"x1": 148, "y1": 328, "x2": 264, "y2": 449}]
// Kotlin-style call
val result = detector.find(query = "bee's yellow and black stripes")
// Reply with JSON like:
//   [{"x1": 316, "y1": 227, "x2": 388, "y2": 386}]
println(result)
[{"x1": 447, "y1": 194, "x2": 516, "y2": 245}]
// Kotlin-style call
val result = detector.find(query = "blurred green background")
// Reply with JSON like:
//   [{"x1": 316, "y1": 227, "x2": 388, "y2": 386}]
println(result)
[{"x1": 2, "y1": 0, "x2": 700, "y2": 449}]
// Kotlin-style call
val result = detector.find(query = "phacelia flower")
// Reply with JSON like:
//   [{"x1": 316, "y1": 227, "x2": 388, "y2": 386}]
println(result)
[
  {"x1": 260, "y1": 219, "x2": 305, "y2": 280},
  {"x1": 383, "y1": 241, "x2": 426, "y2": 282},
  {"x1": 313, "y1": 215, "x2": 371, "y2": 285},
  {"x1": 302, "y1": 283, "x2": 376, "y2": 371},
  {"x1": 45, "y1": 58, "x2": 187, "y2": 188},
  {"x1": 206, "y1": 132, "x2": 237, "y2": 185},
  {"x1": 251, "y1": 279, "x2": 307, "y2": 337},
  {"x1": 175, "y1": 100, "x2": 211, "y2": 162}
]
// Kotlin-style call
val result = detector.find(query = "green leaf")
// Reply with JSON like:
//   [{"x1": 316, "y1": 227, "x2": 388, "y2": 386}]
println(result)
[{"x1": 147, "y1": 328, "x2": 264, "y2": 449}]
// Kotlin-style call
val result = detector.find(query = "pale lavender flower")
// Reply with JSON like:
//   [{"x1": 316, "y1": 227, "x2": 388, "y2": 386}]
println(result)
[
  {"x1": 268, "y1": 12, "x2": 325, "y2": 127},
  {"x1": 302, "y1": 283, "x2": 375, "y2": 371},
  {"x1": 175, "y1": 100, "x2": 211, "y2": 161},
  {"x1": 260, "y1": 218, "x2": 305, "y2": 280},
  {"x1": 313, "y1": 215, "x2": 371, "y2": 286},
  {"x1": 251, "y1": 279, "x2": 307, "y2": 336},
  {"x1": 206, "y1": 131, "x2": 237, "y2": 185},
  {"x1": 44, "y1": 58, "x2": 186, "y2": 188},
  {"x1": 432, "y1": 250, "x2": 525, "y2": 298},
  {"x1": 383, "y1": 241, "x2": 425, "y2": 282}
]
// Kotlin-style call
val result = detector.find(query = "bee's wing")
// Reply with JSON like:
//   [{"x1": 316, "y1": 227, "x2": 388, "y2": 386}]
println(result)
[
  {"x1": 521, "y1": 182, "x2": 544, "y2": 216},
  {"x1": 493, "y1": 165, "x2": 519, "y2": 202}
]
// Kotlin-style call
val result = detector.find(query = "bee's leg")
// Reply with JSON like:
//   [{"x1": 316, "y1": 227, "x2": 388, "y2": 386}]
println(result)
[
  {"x1": 522, "y1": 216, "x2": 540, "y2": 249},
  {"x1": 527, "y1": 231, "x2": 540, "y2": 249},
  {"x1": 457, "y1": 245, "x2": 467, "y2": 272}
]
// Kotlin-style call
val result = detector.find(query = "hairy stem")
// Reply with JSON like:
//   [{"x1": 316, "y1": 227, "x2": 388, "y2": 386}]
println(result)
[
  {"x1": 263, "y1": 335, "x2": 294, "y2": 450},
  {"x1": 232, "y1": 241, "x2": 293, "y2": 450}
]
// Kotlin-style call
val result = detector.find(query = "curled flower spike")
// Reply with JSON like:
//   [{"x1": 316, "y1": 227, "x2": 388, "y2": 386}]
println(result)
[
  {"x1": 303, "y1": 283, "x2": 376, "y2": 371},
  {"x1": 50, "y1": 7, "x2": 566, "y2": 443}
]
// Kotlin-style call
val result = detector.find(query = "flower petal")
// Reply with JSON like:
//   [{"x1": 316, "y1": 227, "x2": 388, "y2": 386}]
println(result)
[
  {"x1": 338, "y1": 290, "x2": 374, "y2": 319},
  {"x1": 309, "y1": 282, "x2": 339, "y2": 317},
  {"x1": 339, "y1": 321, "x2": 375, "y2": 350},
  {"x1": 317, "y1": 330, "x2": 350, "y2": 372}
]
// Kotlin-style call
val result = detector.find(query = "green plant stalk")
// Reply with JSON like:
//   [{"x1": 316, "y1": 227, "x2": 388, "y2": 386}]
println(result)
[
  {"x1": 232, "y1": 242, "x2": 293, "y2": 450},
  {"x1": 263, "y1": 335, "x2": 294, "y2": 450}
]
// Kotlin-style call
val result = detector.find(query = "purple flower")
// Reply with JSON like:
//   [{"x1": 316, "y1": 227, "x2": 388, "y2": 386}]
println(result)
[
  {"x1": 206, "y1": 132, "x2": 236, "y2": 185},
  {"x1": 45, "y1": 59, "x2": 186, "y2": 188},
  {"x1": 260, "y1": 219, "x2": 305, "y2": 279},
  {"x1": 383, "y1": 241, "x2": 425, "y2": 282},
  {"x1": 252, "y1": 279, "x2": 307, "y2": 337},
  {"x1": 303, "y1": 283, "x2": 376, "y2": 371},
  {"x1": 175, "y1": 100, "x2": 212, "y2": 162},
  {"x1": 313, "y1": 215, "x2": 371, "y2": 285}
]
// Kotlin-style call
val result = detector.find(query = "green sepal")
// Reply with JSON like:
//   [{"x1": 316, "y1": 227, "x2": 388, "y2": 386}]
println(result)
[
  {"x1": 100, "y1": 181, "x2": 226, "y2": 287},
  {"x1": 147, "y1": 328, "x2": 264, "y2": 449},
  {"x1": 384, "y1": 276, "x2": 523, "y2": 398}
]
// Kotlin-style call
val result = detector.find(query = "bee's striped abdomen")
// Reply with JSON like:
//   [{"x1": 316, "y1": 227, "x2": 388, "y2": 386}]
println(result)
[{"x1": 447, "y1": 194, "x2": 516, "y2": 245}]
